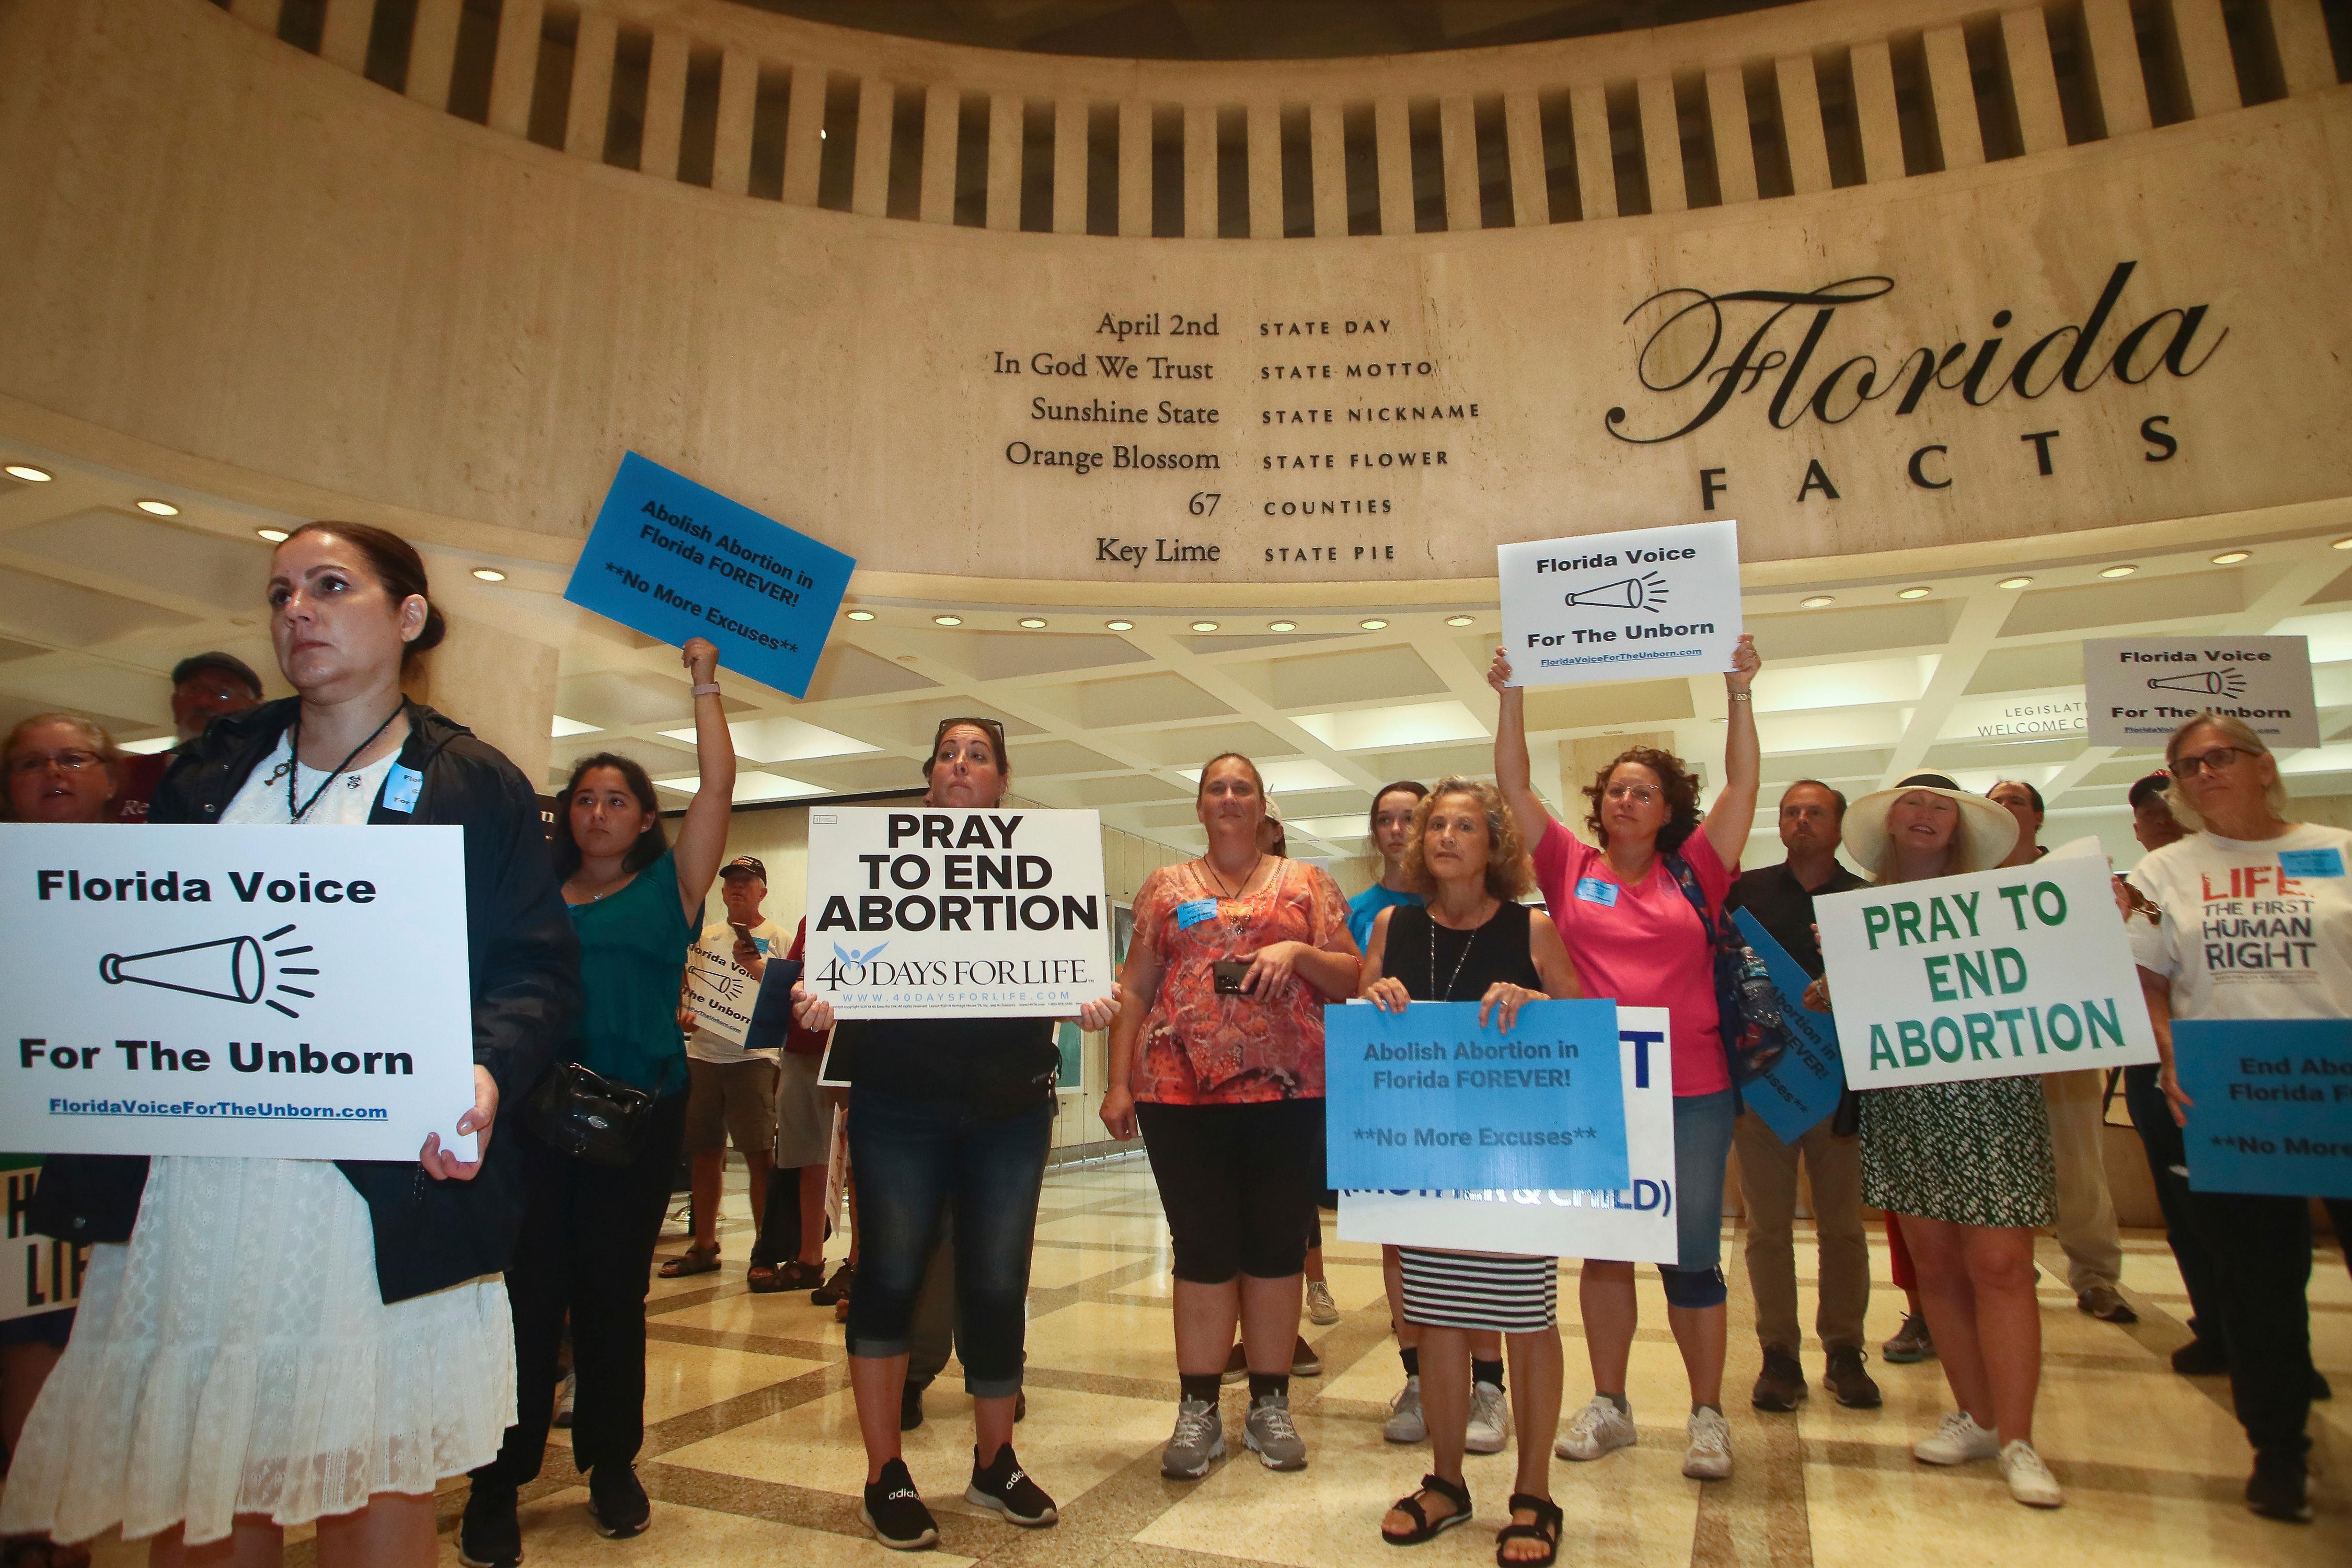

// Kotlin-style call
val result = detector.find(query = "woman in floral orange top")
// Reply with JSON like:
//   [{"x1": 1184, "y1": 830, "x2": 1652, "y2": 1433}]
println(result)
[{"x1": 1103, "y1": 754, "x2": 1361, "y2": 1481}]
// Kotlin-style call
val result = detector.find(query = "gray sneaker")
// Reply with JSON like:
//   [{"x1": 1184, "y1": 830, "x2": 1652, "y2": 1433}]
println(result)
[
  {"x1": 1465, "y1": 1380, "x2": 1507, "y2": 1454},
  {"x1": 1383, "y1": 1376, "x2": 1426, "y2": 1443},
  {"x1": 1244, "y1": 1392, "x2": 1308, "y2": 1470},
  {"x1": 1161, "y1": 1397, "x2": 1225, "y2": 1479}
]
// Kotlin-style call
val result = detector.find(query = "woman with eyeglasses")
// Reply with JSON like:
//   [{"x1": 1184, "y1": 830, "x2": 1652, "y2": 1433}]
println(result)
[
  {"x1": 1489, "y1": 636, "x2": 1760, "y2": 1484},
  {"x1": 2127, "y1": 712, "x2": 2352, "y2": 1525},
  {"x1": 790, "y1": 718, "x2": 1119, "y2": 1551}
]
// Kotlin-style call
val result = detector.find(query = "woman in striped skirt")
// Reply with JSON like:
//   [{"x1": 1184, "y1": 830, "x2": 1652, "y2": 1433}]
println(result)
[{"x1": 1361, "y1": 779, "x2": 1583, "y2": 1566}]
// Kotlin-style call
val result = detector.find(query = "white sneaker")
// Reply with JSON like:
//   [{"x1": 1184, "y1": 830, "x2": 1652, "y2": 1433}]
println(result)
[
  {"x1": 1384, "y1": 1376, "x2": 1426, "y2": 1443},
  {"x1": 1466, "y1": 1380, "x2": 1507, "y2": 1454},
  {"x1": 1306, "y1": 1279, "x2": 1340, "y2": 1325},
  {"x1": 2000, "y1": 1440, "x2": 2063, "y2": 1508},
  {"x1": 552, "y1": 1370, "x2": 577, "y2": 1428},
  {"x1": 1912, "y1": 1411, "x2": 2000, "y2": 1466},
  {"x1": 1682, "y1": 1406, "x2": 1733, "y2": 1480},
  {"x1": 1554, "y1": 1394, "x2": 1637, "y2": 1461}
]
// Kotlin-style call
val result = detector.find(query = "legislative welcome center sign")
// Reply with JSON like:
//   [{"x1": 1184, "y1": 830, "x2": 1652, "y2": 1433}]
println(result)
[
  {"x1": 803, "y1": 807, "x2": 1113, "y2": 1017},
  {"x1": 0, "y1": 824, "x2": 479, "y2": 1160}
]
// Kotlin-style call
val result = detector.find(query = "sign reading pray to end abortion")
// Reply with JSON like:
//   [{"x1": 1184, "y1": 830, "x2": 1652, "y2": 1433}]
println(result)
[
  {"x1": 0, "y1": 824, "x2": 478, "y2": 1161},
  {"x1": 1497, "y1": 518, "x2": 1744, "y2": 687}
]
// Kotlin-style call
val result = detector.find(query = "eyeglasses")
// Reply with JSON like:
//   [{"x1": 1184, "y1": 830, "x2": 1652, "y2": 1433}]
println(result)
[
  {"x1": 931, "y1": 717, "x2": 1007, "y2": 759},
  {"x1": 1604, "y1": 783, "x2": 1659, "y2": 805},
  {"x1": 7, "y1": 750, "x2": 103, "y2": 777},
  {"x1": 2172, "y1": 745, "x2": 2253, "y2": 778}
]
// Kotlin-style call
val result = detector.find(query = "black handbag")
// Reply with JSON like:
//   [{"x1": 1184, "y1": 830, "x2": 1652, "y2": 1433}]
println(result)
[
  {"x1": 1664, "y1": 850, "x2": 1793, "y2": 1086},
  {"x1": 526, "y1": 1058, "x2": 654, "y2": 1167}
]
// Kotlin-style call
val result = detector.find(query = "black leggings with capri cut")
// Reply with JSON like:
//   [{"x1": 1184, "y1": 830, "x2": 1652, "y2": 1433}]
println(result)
[{"x1": 1137, "y1": 1097, "x2": 1325, "y2": 1283}]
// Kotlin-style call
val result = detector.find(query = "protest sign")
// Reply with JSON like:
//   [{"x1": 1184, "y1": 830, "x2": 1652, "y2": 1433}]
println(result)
[
  {"x1": 1730, "y1": 909, "x2": 1846, "y2": 1143},
  {"x1": 0, "y1": 1162, "x2": 84, "y2": 1322},
  {"x1": 1498, "y1": 519, "x2": 1743, "y2": 688},
  {"x1": 2174, "y1": 1019, "x2": 2352, "y2": 1198},
  {"x1": 1325, "y1": 998, "x2": 1627, "y2": 1191},
  {"x1": 803, "y1": 806, "x2": 1112, "y2": 1017},
  {"x1": 565, "y1": 453, "x2": 855, "y2": 700},
  {"x1": 1340, "y1": 1007, "x2": 1681, "y2": 1264},
  {"x1": 2084, "y1": 635, "x2": 2317, "y2": 750},
  {"x1": 1815, "y1": 853, "x2": 2158, "y2": 1090},
  {"x1": 683, "y1": 928, "x2": 766, "y2": 1046},
  {"x1": 0, "y1": 824, "x2": 478, "y2": 1161}
]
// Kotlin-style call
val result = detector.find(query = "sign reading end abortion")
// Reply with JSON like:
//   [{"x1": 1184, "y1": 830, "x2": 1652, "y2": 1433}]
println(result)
[
  {"x1": 0, "y1": 824, "x2": 478, "y2": 1161},
  {"x1": 1326, "y1": 999, "x2": 1628, "y2": 1192},
  {"x1": 566, "y1": 453, "x2": 855, "y2": 699},
  {"x1": 1816, "y1": 854, "x2": 2158, "y2": 1091},
  {"x1": 804, "y1": 807, "x2": 1112, "y2": 1018},
  {"x1": 1497, "y1": 519, "x2": 1743, "y2": 688}
]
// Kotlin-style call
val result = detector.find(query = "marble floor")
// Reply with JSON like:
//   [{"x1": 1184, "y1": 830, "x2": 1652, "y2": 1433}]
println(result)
[{"x1": 90, "y1": 1154, "x2": 2351, "y2": 1567}]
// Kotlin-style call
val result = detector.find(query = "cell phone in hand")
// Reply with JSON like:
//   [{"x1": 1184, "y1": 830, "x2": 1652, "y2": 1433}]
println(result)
[
  {"x1": 729, "y1": 920, "x2": 756, "y2": 945},
  {"x1": 1212, "y1": 959, "x2": 1251, "y2": 996}
]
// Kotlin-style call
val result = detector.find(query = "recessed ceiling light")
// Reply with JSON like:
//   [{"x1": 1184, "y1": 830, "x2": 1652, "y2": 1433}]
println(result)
[
  {"x1": 2333, "y1": 537, "x2": 2352, "y2": 551},
  {"x1": 256, "y1": 527, "x2": 290, "y2": 543},
  {"x1": 1267, "y1": 620, "x2": 1298, "y2": 632},
  {"x1": 1359, "y1": 618, "x2": 1388, "y2": 630},
  {"x1": 1799, "y1": 595, "x2": 1834, "y2": 608},
  {"x1": 1106, "y1": 619, "x2": 1135, "y2": 631},
  {"x1": 2211, "y1": 550, "x2": 2250, "y2": 564},
  {"x1": 1896, "y1": 586, "x2": 1932, "y2": 599},
  {"x1": 1018, "y1": 617, "x2": 1047, "y2": 629},
  {"x1": 134, "y1": 499, "x2": 179, "y2": 516},
  {"x1": 1446, "y1": 615, "x2": 1475, "y2": 627},
  {"x1": 471, "y1": 568, "x2": 506, "y2": 582},
  {"x1": 1190, "y1": 620, "x2": 1219, "y2": 632},
  {"x1": 2099, "y1": 564, "x2": 2137, "y2": 579},
  {"x1": 846, "y1": 609, "x2": 875, "y2": 621},
  {"x1": 1997, "y1": 576, "x2": 2032, "y2": 589},
  {"x1": 932, "y1": 614, "x2": 962, "y2": 626},
  {"x1": 3, "y1": 464, "x2": 52, "y2": 482}
]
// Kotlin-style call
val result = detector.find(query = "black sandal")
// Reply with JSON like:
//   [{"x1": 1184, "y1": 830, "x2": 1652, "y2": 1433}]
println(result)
[
  {"x1": 1382, "y1": 1474, "x2": 1472, "y2": 1546},
  {"x1": 1495, "y1": 1494, "x2": 1563, "y2": 1567}
]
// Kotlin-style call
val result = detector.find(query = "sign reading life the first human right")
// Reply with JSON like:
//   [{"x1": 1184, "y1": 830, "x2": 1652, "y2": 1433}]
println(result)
[{"x1": 0, "y1": 824, "x2": 478, "y2": 1162}]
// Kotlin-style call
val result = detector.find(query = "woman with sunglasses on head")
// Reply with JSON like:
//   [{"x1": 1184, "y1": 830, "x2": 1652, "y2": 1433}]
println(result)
[
  {"x1": 2127, "y1": 713, "x2": 2352, "y2": 1525},
  {"x1": 790, "y1": 718, "x2": 1119, "y2": 1551},
  {"x1": 6, "y1": 525, "x2": 577, "y2": 1568},
  {"x1": 459, "y1": 637, "x2": 735, "y2": 1559},
  {"x1": 1100, "y1": 754, "x2": 1362, "y2": 1482},
  {"x1": 1488, "y1": 636, "x2": 1760, "y2": 1484}
]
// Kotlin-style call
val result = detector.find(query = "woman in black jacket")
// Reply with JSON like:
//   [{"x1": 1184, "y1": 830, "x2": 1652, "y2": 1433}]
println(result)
[{"x1": 4, "y1": 523, "x2": 577, "y2": 1568}]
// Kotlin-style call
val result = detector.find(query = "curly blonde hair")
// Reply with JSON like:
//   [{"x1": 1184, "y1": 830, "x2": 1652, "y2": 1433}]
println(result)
[{"x1": 1400, "y1": 777, "x2": 1535, "y2": 902}]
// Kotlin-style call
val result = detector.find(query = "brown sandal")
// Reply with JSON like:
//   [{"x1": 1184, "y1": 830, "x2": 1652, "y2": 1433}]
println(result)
[
  {"x1": 1382, "y1": 1474, "x2": 1471, "y2": 1546},
  {"x1": 658, "y1": 1244, "x2": 720, "y2": 1277},
  {"x1": 1494, "y1": 1494, "x2": 1562, "y2": 1567}
]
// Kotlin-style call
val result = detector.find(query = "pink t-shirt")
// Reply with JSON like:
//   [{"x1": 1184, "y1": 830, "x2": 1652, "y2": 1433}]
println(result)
[{"x1": 1532, "y1": 818, "x2": 1734, "y2": 1098}]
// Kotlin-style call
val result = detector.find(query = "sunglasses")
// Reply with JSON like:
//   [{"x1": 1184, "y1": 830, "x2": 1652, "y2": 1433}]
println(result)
[
  {"x1": 931, "y1": 717, "x2": 1007, "y2": 761},
  {"x1": 2171, "y1": 745, "x2": 2256, "y2": 778}
]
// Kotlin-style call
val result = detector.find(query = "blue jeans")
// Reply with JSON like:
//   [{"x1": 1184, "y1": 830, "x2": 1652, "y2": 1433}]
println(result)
[
  {"x1": 843, "y1": 1088, "x2": 1051, "y2": 1397},
  {"x1": 1662, "y1": 1088, "x2": 1737, "y2": 1309}
]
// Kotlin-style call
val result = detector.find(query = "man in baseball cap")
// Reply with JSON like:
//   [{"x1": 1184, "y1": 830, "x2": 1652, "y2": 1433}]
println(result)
[{"x1": 111, "y1": 651, "x2": 268, "y2": 821}]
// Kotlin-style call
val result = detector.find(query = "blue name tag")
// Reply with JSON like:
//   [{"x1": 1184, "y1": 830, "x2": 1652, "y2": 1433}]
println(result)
[
  {"x1": 1574, "y1": 877, "x2": 1619, "y2": 907},
  {"x1": 1175, "y1": 898, "x2": 1220, "y2": 929},
  {"x1": 2280, "y1": 848, "x2": 2345, "y2": 878},
  {"x1": 754, "y1": 937, "x2": 771, "y2": 955},
  {"x1": 381, "y1": 762, "x2": 423, "y2": 815}
]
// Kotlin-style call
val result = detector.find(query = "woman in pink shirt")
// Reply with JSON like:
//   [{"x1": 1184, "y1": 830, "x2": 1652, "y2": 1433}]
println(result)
[{"x1": 1489, "y1": 635, "x2": 1761, "y2": 1484}]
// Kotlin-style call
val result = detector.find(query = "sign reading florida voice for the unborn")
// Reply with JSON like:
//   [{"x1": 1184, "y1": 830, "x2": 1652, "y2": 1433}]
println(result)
[
  {"x1": 0, "y1": 825, "x2": 477, "y2": 1161},
  {"x1": 1815, "y1": 853, "x2": 2158, "y2": 1090},
  {"x1": 803, "y1": 808, "x2": 1112, "y2": 1017},
  {"x1": 1497, "y1": 519, "x2": 1744, "y2": 688}
]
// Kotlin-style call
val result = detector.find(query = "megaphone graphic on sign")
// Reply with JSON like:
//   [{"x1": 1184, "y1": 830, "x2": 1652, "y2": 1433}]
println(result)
[
  {"x1": 2147, "y1": 668, "x2": 2247, "y2": 698},
  {"x1": 98, "y1": 922, "x2": 319, "y2": 1018},
  {"x1": 1563, "y1": 571, "x2": 1668, "y2": 614}
]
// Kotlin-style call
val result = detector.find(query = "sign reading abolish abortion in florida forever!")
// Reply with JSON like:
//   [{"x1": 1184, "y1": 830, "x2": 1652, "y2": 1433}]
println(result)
[
  {"x1": 1497, "y1": 519, "x2": 1744, "y2": 688},
  {"x1": 1815, "y1": 853, "x2": 2158, "y2": 1090},
  {"x1": 804, "y1": 808, "x2": 1112, "y2": 1018},
  {"x1": 0, "y1": 825, "x2": 478, "y2": 1161}
]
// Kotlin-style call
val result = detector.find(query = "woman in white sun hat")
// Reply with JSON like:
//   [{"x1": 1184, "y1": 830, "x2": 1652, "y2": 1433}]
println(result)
[{"x1": 1807, "y1": 772, "x2": 2065, "y2": 1509}]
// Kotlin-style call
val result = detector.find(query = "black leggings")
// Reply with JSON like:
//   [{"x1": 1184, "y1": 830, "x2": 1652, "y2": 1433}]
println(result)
[{"x1": 1138, "y1": 1098, "x2": 1324, "y2": 1283}]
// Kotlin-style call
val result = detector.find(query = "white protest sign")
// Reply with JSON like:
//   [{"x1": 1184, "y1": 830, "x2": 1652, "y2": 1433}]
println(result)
[
  {"x1": 1, "y1": 1163, "x2": 84, "y2": 1322},
  {"x1": 2084, "y1": 635, "x2": 2318, "y2": 749},
  {"x1": 1339, "y1": 1007, "x2": 1680, "y2": 1264},
  {"x1": 1815, "y1": 854, "x2": 2158, "y2": 1091},
  {"x1": 0, "y1": 824, "x2": 478, "y2": 1161},
  {"x1": 804, "y1": 806, "x2": 1112, "y2": 1018},
  {"x1": 683, "y1": 928, "x2": 760, "y2": 1046},
  {"x1": 1498, "y1": 519, "x2": 1743, "y2": 688}
]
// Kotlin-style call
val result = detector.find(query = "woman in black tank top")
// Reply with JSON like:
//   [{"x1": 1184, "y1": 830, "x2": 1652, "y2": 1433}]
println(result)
[{"x1": 1358, "y1": 780, "x2": 1581, "y2": 1565}]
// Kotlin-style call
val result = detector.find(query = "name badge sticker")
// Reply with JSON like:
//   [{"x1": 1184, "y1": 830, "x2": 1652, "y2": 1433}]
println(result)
[
  {"x1": 381, "y1": 762, "x2": 424, "y2": 815},
  {"x1": 2280, "y1": 847, "x2": 2345, "y2": 878},
  {"x1": 1574, "y1": 877, "x2": 1619, "y2": 907},
  {"x1": 1175, "y1": 898, "x2": 1220, "y2": 929}
]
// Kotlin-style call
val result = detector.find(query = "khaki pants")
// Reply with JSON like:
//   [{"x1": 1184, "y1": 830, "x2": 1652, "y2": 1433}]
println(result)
[
  {"x1": 1734, "y1": 1109, "x2": 1870, "y2": 1353},
  {"x1": 2042, "y1": 1069, "x2": 2122, "y2": 1294}
]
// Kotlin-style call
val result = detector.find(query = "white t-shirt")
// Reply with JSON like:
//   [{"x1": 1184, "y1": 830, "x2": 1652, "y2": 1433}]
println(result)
[
  {"x1": 2128, "y1": 824, "x2": 2352, "y2": 1021},
  {"x1": 222, "y1": 734, "x2": 402, "y2": 827},
  {"x1": 685, "y1": 917, "x2": 783, "y2": 1064}
]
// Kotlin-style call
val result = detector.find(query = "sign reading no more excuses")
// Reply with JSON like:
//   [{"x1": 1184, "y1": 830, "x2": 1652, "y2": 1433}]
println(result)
[
  {"x1": 1497, "y1": 518, "x2": 1744, "y2": 688},
  {"x1": 1815, "y1": 854, "x2": 2158, "y2": 1090}
]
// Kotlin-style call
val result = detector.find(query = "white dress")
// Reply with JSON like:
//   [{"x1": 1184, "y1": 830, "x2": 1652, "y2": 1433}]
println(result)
[{"x1": 0, "y1": 738, "x2": 517, "y2": 1546}]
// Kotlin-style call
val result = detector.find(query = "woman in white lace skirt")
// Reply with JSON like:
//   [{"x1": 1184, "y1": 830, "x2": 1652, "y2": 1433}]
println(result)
[{"x1": 1, "y1": 523, "x2": 579, "y2": 1567}]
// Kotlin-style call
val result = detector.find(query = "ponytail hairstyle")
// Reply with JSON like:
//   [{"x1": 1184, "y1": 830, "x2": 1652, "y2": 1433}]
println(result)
[
  {"x1": 279, "y1": 522, "x2": 447, "y2": 672},
  {"x1": 550, "y1": 753, "x2": 669, "y2": 880}
]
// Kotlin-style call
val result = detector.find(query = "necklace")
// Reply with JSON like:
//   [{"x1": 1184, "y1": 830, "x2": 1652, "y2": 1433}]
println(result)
[
  {"x1": 286, "y1": 701, "x2": 404, "y2": 823},
  {"x1": 1199, "y1": 851, "x2": 1264, "y2": 902},
  {"x1": 1426, "y1": 901, "x2": 1493, "y2": 1001}
]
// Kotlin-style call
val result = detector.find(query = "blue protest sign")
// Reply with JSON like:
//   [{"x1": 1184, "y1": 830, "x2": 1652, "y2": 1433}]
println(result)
[
  {"x1": 2174, "y1": 1019, "x2": 2352, "y2": 1198},
  {"x1": 1730, "y1": 908, "x2": 1847, "y2": 1144},
  {"x1": 564, "y1": 453, "x2": 854, "y2": 698},
  {"x1": 1325, "y1": 998, "x2": 1628, "y2": 1192}
]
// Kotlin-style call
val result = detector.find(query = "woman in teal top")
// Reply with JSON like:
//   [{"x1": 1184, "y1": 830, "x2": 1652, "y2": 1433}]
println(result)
[{"x1": 462, "y1": 637, "x2": 734, "y2": 1562}]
